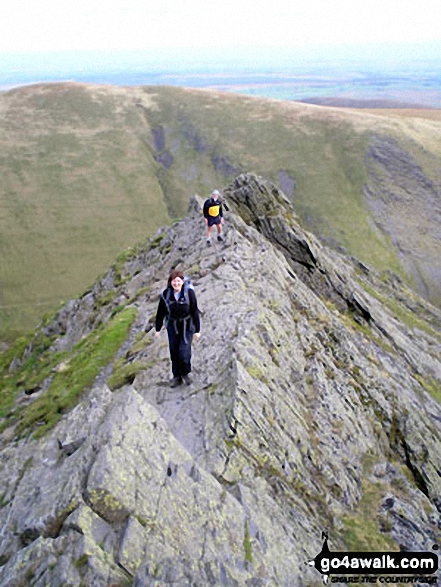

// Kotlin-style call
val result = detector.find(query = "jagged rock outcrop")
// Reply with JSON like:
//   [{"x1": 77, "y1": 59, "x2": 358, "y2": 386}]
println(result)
[{"x1": 1, "y1": 174, "x2": 440, "y2": 586}]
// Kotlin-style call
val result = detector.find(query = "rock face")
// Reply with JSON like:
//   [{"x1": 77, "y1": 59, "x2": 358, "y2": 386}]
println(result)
[{"x1": 1, "y1": 174, "x2": 441, "y2": 586}]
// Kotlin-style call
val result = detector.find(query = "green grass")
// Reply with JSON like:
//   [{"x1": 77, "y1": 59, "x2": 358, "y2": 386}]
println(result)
[
  {"x1": 243, "y1": 520, "x2": 253, "y2": 565},
  {"x1": 1, "y1": 306, "x2": 137, "y2": 438},
  {"x1": 0, "y1": 331, "x2": 65, "y2": 422},
  {"x1": 358, "y1": 280, "x2": 441, "y2": 342},
  {"x1": 340, "y1": 456, "x2": 398, "y2": 551},
  {"x1": 107, "y1": 358, "x2": 150, "y2": 391},
  {"x1": 0, "y1": 84, "x2": 170, "y2": 341},
  {"x1": 415, "y1": 375, "x2": 441, "y2": 404}
]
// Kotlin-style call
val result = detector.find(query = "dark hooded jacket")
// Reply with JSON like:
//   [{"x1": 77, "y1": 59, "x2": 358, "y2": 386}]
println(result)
[{"x1": 155, "y1": 286, "x2": 200, "y2": 335}]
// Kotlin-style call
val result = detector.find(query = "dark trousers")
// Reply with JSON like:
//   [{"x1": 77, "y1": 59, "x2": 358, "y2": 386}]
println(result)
[{"x1": 167, "y1": 324, "x2": 193, "y2": 377}]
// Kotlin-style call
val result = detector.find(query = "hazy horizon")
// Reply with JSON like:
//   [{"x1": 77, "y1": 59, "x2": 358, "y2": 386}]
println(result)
[
  {"x1": 2, "y1": 42, "x2": 441, "y2": 107},
  {"x1": 3, "y1": 0, "x2": 440, "y2": 101}
]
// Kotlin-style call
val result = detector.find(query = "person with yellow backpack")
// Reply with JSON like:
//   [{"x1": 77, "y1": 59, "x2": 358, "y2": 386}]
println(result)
[{"x1": 203, "y1": 189, "x2": 224, "y2": 246}]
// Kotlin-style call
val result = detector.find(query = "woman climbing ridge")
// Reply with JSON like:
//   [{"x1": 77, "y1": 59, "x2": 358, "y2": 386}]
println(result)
[{"x1": 154, "y1": 269, "x2": 200, "y2": 387}]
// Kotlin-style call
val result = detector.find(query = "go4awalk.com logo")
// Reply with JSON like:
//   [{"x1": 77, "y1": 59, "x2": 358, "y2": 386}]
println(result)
[{"x1": 306, "y1": 533, "x2": 439, "y2": 584}]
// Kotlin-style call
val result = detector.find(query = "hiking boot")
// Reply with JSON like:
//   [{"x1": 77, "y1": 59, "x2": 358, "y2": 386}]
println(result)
[
  {"x1": 206, "y1": 239, "x2": 212, "y2": 247},
  {"x1": 217, "y1": 235, "x2": 224, "y2": 242},
  {"x1": 170, "y1": 376, "x2": 182, "y2": 388},
  {"x1": 182, "y1": 374, "x2": 192, "y2": 386}
]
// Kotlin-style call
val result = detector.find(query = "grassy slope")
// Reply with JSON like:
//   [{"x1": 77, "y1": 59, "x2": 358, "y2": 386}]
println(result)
[
  {"x1": 141, "y1": 87, "x2": 416, "y2": 268},
  {"x1": 1, "y1": 82, "x2": 441, "y2": 340},
  {"x1": 0, "y1": 83, "x2": 169, "y2": 340}
]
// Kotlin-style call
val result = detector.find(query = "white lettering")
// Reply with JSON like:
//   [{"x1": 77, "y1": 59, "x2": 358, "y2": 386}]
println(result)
[{"x1": 387, "y1": 555, "x2": 397, "y2": 569}]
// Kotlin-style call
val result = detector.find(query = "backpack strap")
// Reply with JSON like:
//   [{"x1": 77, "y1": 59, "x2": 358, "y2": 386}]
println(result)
[
  {"x1": 161, "y1": 288, "x2": 173, "y2": 326},
  {"x1": 171, "y1": 315, "x2": 192, "y2": 343}
]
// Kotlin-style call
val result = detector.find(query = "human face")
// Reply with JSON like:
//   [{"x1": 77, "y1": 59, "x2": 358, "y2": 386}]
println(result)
[{"x1": 171, "y1": 276, "x2": 184, "y2": 292}]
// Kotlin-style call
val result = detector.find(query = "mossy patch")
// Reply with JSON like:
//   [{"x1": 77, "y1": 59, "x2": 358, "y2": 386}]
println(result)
[
  {"x1": 125, "y1": 331, "x2": 153, "y2": 358},
  {"x1": 86, "y1": 488, "x2": 130, "y2": 524},
  {"x1": 415, "y1": 375, "x2": 441, "y2": 405},
  {"x1": 245, "y1": 364, "x2": 267, "y2": 384},
  {"x1": 243, "y1": 519, "x2": 253, "y2": 565},
  {"x1": 107, "y1": 358, "x2": 151, "y2": 391},
  {"x1": 11, "y1": 306, "x2": 137, "y2": 438},
  {"x1": 358, "y1": 280, "x2": 441, "y2": 343},
  {"x1": 112, "y1": 246, "x2": 140, "y2": 286},
  {"x1": 340, "y1": 462, "x2": 398, "y2": 551},
  {"x1": 94, "y1": 290, "x2": 116, "y2": 309},
  {"x1": 240, "y1": 355, "x2": 270, "y2": 386},
  {"x1": 149, "y1": 233, "x2": 165, "y2": 249},
  {"x1": 0, "y1": 332, "x2": 66, "y2": 425},
  {"x1": 126, "y1": 285, "x2": 152, "y2": 305},
  {"x1": 74, "y1": 554, "x2": 90, "y2": 569}
]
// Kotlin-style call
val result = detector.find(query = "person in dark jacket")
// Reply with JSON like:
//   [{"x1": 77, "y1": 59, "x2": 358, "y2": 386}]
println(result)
[
  {"x1": 155, "y1": 269, "x2": 200, "y2": 387},
  {"x1": 203, "y1": 189, "x2": 224, "y2": 246}
]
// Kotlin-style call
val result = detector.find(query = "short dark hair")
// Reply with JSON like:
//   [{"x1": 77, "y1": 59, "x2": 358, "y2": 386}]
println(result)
[{"x1": 167, "y1": 269, "x2": 184, "y2": 286}]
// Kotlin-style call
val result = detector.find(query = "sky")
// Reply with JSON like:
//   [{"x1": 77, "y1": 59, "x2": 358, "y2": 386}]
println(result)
[{"x1": 2, "y1": 0, "x2": 441, "y2": 55}]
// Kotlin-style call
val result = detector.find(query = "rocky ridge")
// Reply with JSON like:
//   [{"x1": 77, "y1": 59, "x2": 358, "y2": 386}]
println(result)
[{"x1": 0, "y1": 174, "x2": 440, "y2": 586}]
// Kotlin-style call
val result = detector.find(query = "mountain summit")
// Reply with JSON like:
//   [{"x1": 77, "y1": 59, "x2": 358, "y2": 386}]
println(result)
[{"x1": 0, "y1": 174, "x2": 440, "y2": 586}]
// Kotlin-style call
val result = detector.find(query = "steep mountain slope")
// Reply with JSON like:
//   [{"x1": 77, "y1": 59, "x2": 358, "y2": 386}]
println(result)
[
  {"x1": 1, "y1": 82, "x2": 441, "y2": 342},
  {"x1": 0, "y1": 175, "x2": 440, "y2": 586},
  {"x1": 0, "y1": 83, "x2": 169, "y2": 340}
]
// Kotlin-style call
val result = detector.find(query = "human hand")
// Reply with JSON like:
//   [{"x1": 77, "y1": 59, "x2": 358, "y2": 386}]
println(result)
[
  {"x1": 154, "y1": 331, "x2": 161, "y2": 339},
  {"x1": 194, "y1": 333, "x2": 201, "y2": 341}
]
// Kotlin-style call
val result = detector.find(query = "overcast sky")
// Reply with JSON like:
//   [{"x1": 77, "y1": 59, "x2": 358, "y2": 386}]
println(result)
[{"x1": 2, "y1": 0, "x2": 441, "y2": 54}]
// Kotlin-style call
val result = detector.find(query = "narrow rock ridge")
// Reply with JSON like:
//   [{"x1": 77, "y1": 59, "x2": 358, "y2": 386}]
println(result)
[{"x1": 0, "y1": 173, "x2": 440, "y2": 586}]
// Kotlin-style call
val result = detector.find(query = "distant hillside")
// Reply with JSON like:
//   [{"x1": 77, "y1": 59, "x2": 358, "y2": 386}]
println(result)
[
  {"x1": 0, "y1": 83, "x2": 170, "y2": 340},
  {"x1": 1, "y1": 82, "x2": 441, "y2": 340},
  {"x1": 298, "y1": 97, "x2": 431, "y2": 108}
]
